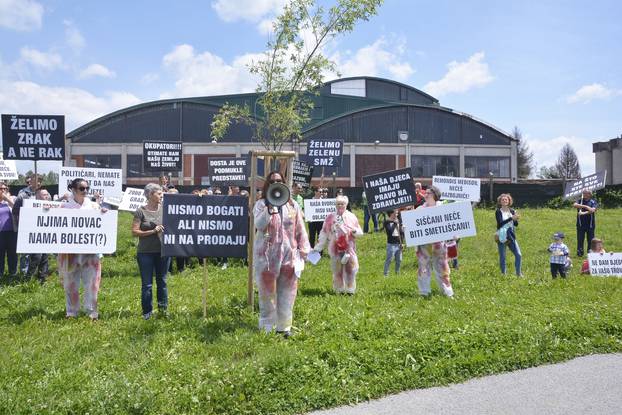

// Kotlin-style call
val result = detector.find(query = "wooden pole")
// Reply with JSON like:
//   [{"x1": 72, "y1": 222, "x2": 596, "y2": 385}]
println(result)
[
  {"x1": 202, "y1": 261, "x2": 208, "y2": 318},
  {"x1": 247, "y1": 154, "x2": 257, "y2": 310}
]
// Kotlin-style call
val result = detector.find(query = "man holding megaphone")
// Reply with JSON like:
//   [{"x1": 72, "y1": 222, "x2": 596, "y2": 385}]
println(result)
[{"x1": 253, "y1": 171, "x2": 310, "y2": 338}]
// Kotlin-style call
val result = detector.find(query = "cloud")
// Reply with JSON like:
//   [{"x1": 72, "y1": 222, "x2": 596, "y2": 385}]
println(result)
[
  {"x1": 161, "y1": 44, "x2": 260, "y2": 97},
  {"x1": 525, "y1": 134, "x2": 596, "y2": 176},
  {"x1": 64, "y1": 20, "x2": 86, "y2": 52},
  {"x1": 331, "y1": 37, "x2": 415, "y2": 81},
  {"x1": 0, "y1": 0, "x2": 44, "y2": 31},
  {"x1": 19, "y1": 47, "x2": 64, "y2": 70},
  {"x1": 566, "y1": 83, "x2": 621, "y2": 104},
  {"x1": 0, "y1": 80, "x2": 141, "y2": 132},
  {"x1": 140, "y1": 72, "x2": 159, "y2": 85},
  {"x1": 424, "y1": 51, "x2": 493, "y2": 97},
  {"x1": 211, "y1": 0, "x2": 285, "y2": 22},
  {"x1": 79, "y1": 63, "x2": 116, "y2": 79}
]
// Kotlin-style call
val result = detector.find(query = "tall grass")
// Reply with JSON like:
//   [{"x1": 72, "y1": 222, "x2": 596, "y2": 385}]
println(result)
[{"x1": 0, "y1": 208, "x2": 620, "y2": 414}]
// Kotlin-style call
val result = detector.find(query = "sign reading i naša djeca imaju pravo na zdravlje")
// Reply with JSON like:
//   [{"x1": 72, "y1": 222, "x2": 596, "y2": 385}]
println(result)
[
  {"x1": 363, "y1": 167, "x2": 417, "y2": 214},
  {"x1": 1, "y1": 114, "x2": 65, "y2": 160}
]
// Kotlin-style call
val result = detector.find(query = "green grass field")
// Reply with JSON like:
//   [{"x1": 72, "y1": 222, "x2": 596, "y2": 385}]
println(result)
[{"x1": 1, "y1": 208, "x2": 621, "y2": 414}]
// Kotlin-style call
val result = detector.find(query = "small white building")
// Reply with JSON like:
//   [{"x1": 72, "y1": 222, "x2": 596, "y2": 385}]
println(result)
[{"x1": 593, "y1": 136, "x2": 622, "y2": 185}]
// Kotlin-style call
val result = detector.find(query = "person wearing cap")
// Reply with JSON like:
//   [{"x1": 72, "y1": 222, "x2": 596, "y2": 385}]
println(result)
[
  {"x1": 548, "y1": 232, "x2": 570, "y2": 279},
  {"x1": 573, "y1": 189, "x2": 598, "y2": 257}
]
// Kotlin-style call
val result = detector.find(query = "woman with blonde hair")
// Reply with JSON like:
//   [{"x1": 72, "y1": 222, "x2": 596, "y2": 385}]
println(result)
[{"x1": 495, "y1": 193, "x2": 522, "y2": 277}]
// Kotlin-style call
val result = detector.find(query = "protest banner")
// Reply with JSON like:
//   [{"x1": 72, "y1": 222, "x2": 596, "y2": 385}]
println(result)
[
  {"x1": 432, "y1": 175, "x2": 481, "y2": 202},
  {"x1": 588, "y1": 252, "x2": 622, "y2": 277},
  {"x1": 0, "y1": 156, "x2": 18, "y2": 180},
  {"x1": 16, "y1": 207, "x2": 117, "y2": 254},
  {"x1": 563, "y1": 171, "x2": 607, "y2": 200},
  {"x1": 23, "y1": 199, "x2": 63, "y2": 209},
  {"x1": 162, "y1": 194, "x2": 248, "y2": 258},
  {"x1": 1, "y1": 114, "x2": 65, "y2": 160},
  {"x1": 306, "y1": 139, "x2": 343, "y2": 167},
  {"x1": 59, "y1": 166, "x2": 123, "y2": 198},
  {"x1": 304, "y1": 198, "x2": 337, "y2": 222},
  {"x1": 143, "y1": 141, "x2": 183, "y2": 171},
  {"x1": 118, "y1": 187, "x2": 147, "y2": 212},
  {"x1": 401, "y1": 201, "x2": 477, "y2": 246},
  {"x1": 207, "y1": 157, "x2": 250, "y2": 186},
  {"x1": 363, "y1": 168, "x2": 416, "y2": 214},
  {"x1": 292, "y1": 159, "x2": 314, "y2": 188}
]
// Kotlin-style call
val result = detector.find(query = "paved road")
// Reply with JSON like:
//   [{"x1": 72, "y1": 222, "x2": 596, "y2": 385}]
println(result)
[{"x1": 310, "y1": 353, "x2": 622, "y2": 415}]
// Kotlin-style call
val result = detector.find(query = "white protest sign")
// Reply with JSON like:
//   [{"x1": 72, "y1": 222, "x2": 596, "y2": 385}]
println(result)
[
  {"x1": 588, "y1": 252, "x2": 622, "y2": 277},
  {"x1": 0, "y1": 156, "x2": 18, "y2": 180},
  {"x1": 118, "y1": 187, "x2": 147, "y2": 212},
  {"x1": 17, "y1": 207, "x2": 117, "y2": 254},
  {"x1": 401, "y1": 201, "x2": 477, "y2": 246},
  {"x1": 23, "y1": 199, "x2": 63, "y2": 209},
  {"x1": 304, "y1": 198, "x2": 337, "y2": 222},
  {"x1": 433, "y1": 176, "x2": 481, "y2": 202},
  {"x1": 59, "y1": 166, "x2": 123, "y2": 198}
]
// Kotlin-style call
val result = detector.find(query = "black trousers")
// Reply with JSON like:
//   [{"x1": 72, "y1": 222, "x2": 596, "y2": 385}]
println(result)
[
  {"x1": 551, "y1": 263, "x2": 567, "y2": 279},
  {"x1": 0, "y1": 231, "x2": 18, "y2": 276},
  {"x1": 576, "y1": 226, "x2": 595, "y2": 256},
  {"x1": 308, "y1": 221, "x2": 323, "y2": 248},
  {"x1": 26, "y1": 253, "x2": 49, "y2": 281}
]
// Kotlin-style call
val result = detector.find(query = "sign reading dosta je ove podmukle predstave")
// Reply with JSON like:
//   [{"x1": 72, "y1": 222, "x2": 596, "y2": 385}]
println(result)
[
  {"x1": 17, "y1": 208, "x2": 118, "y2": 254},
  {"x1": 401, "y1": 201, "x2": 477, "y2": 246}
]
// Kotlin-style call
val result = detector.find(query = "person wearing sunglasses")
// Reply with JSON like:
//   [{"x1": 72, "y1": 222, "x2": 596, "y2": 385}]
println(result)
[
  {"x1": 58, "y1": 178, "x2": 107, "y2": 320},
  {"x1": 253, "y1": 171, "x2": 310, "y2": 338},
  {"x1": 0, "y1": 182, "x2": 18, "y2": 278}
]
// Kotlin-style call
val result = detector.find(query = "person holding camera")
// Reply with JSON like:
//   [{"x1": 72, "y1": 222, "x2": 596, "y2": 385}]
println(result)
[
  {"x1": 58, "y1": 178, "x2": 107, "y2": 320},
  {"x1": 132, "y1": 183, "x2": 169, "y2": 320},
  {"x1": 253, "y1": 171, "x2": 310, "y2": 338},
  {"x1": 312, "y1": 195, "x2": 363, "y2": 294}
]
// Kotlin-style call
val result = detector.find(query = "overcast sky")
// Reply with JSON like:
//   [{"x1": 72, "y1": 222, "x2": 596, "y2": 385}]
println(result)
[{"x1": 1, "y1": 0, "x2": 621, "y2": 176}]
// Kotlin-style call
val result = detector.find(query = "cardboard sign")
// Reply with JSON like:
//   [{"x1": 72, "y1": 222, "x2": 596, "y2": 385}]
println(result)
[
  {"x1": 304, "y1": 198, "x2": 337, "y2": 222},
  {"x1": 0, "y1": 156, "x2": 18, "y2": 180},
  {"x1": 17, "y1": 207, "x2": 117, "y2": 254},
  {"x1": 588, "y1": 252, "x2": 622, "y2": 277},
  {"x1": 143, "y1": 141, "x2": 183, "y2": 171},
  {"x1": 59, "y1": 166, "x2": 123, "y2": 199},
  {"x1": 162, "y1": 194, "x2": 248, "y2": 258},
  {"x1": 1, "y1": 114, "x2": 65, "y2": 160},
  {"x1": 433, "y1": 176, "x2": 481, "y2": 202},
  {"x1": 292, "y1": 159, "x2": 314, "y2": 188},
  {"x1": 23, "y1": 199, "x2": 63, "y2": 209},
  {"x1": 207, "y1": 157, "x2": 249, "y2": 186},
  {"x1": 306, "y1": 139, "x2": 343, "y2": 167},
  {"x1": 401, "y1": 201, "x2": 477, "y2": 246},
  {"x1": 363, "y1": 168, "x2": 417, "y2": 214},
  {"x1": 564, "y1": 171, "x2": 607, "y2": 200},
  {"x1": 118, "y1": 187, "x2": 147, "y2": 212}
]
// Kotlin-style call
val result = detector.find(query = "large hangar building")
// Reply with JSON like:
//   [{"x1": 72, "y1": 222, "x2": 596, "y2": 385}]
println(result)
[{"x1": 66, "y1": 76, "x2": 518, "y2": 187}]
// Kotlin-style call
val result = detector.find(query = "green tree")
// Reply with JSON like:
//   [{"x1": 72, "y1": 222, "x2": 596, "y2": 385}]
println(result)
[
  {"x1": 554, "y1": 143, "x2": 581, "y2": 179},
  {"x1": 210, "y1": 0, "x2": 383, "y2": 151},
  {"x1": 537, "y1": 165, "x2": 561, "y2": 179},
  {"x1": 511, "y1": 126, "x2": 534, "y2": 178}
]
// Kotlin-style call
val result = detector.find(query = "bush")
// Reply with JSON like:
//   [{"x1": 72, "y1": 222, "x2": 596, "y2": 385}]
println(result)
[
  {"x1": 545, "y1": 196, "x2": 573, "y2": 209},
  {"x1": 595, "y1": 188, "x2": 622, "y2": 208}
]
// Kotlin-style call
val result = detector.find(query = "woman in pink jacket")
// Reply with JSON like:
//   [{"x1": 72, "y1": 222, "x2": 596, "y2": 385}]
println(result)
[
  {"x1": 313, "y1": 195, "x2": 363, "y2": 294},
  {"x1": 253, "y1": 171, "x2": 310, "y2": 338}
]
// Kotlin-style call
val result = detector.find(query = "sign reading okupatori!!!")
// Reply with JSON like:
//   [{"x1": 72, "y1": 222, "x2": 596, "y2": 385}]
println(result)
[
  {"x1": 1, "y1": 114, "x2": 65, "y2": 160},
  {"x1": 401, "y1": 201, "x2": 476, "y2": 246},
  {"x1": 16, "y1": 207, "x2": 118, "y2": 254},
  {"x1": 59, "y1": 166, "x2": 123, "y2": 199},
  {"x1": 143, "y1": 141, "x2": 183, "y2": 171},
  {"x1": 433, "y1": 175, "x2": 481, "y2": 202},
  {"x1": 306, "y1": 139, "x2": 343, "y2": 167},
  {"x1": 162, "y1": 194, "x2": 248, "y2": 258},
  {"x1": 304, "y1": 198, "x2": 337, "y2": 222},
  {"x1": 207, "y1": 157, "x2": 249, "y2": 186},
  {"x1": 363, "y1": 168, "x2": 416, "y2": 214},
  {"x1": 292, "y1": 159, "x2": 314, "y2": 188},
  {"x1": 563, "y1": 171, "x2": 607, "y2": 200},
  {"x1": 118, "y1": 187, "x2": 147, "y2": 212},
  {"x1": 0, "y1": 156, "x2": 18, "y2": 180},
  {"x1": 587, "y1": 252, "x2": 622, "y2": 277}
]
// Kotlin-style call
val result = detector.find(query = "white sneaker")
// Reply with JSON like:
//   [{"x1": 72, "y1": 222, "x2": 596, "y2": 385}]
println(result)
[
  {"x1": 221, "y1": 263, "x2": 228, "y2": 270},
  {"x1": 340, "y1": 253, "x2": 351, "y2": 265}
]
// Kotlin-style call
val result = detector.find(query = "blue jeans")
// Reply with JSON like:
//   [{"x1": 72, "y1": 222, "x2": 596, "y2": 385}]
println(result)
[
  {"x1": 498, "y1": 239, "x2": 522, "y2": 275},
  {"x1": 363, "y1": 206, "x2": 378, "y2": 233},
  {"x1": 137, "y1": 252, "x2": 171, "y2": 315},
  {"x1": 384, "y1": 243, "x2": 402, "y2": 275}
]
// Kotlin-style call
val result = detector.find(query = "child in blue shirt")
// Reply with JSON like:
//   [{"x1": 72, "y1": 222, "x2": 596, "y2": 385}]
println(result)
[{"x1": 548, "y1": 232, "x2": 569, "y2": 279}]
